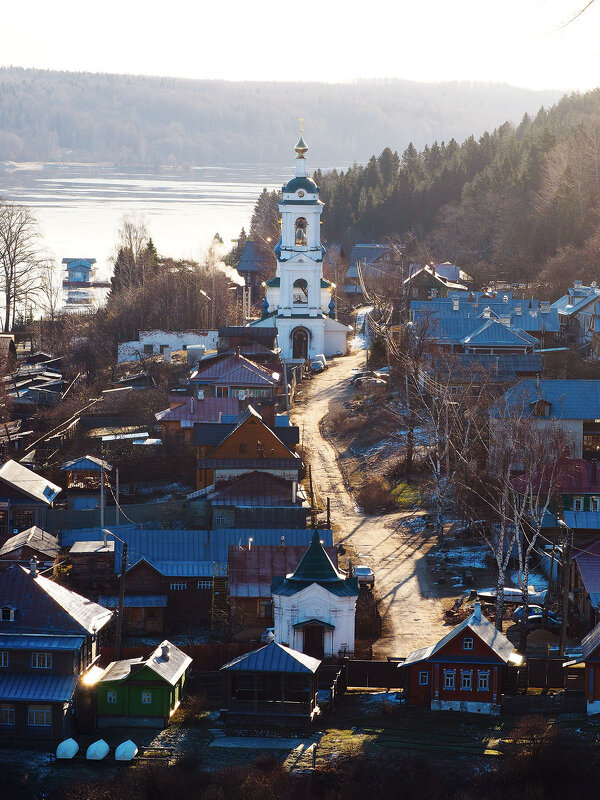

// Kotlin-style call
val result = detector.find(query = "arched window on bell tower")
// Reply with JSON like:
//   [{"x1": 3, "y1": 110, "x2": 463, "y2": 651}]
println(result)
[
  {"x1": 293, "y1": 279, "x2": 308, "y2": 305},
  {"x1": 295, "y1": 217, "x2": 307, "y2": 246}
]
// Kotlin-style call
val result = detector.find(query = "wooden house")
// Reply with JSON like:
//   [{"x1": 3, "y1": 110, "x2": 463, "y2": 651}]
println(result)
[
  {"x1": 0, "y1": 527, "x2": 59, "y2": 573},
  {"x1": 220, "y1": 641, "x2": 321, "y2": 725},
  {"x1": 194, "y1": 406, "x2": 301, "y2": 490},
  {"x1": 400, "y1": 602, "x2": 523, "y2": 715},
  {"x1": 207, "y1": 471, "x2": 308, "y2": 529},
  {"x1": 404, "y1": 264, "x2": 467, "y2": 300},
  {"x1": 564, "y1": 622, "x2": 600, "y2": 714},
  {"x1": 190, "y1": 350, "x2": 281, "y2": 400},
  {"x1": 0, "y1": 561, "x2": 112, "y2": 740},
  {"x1": 156, "y1": 395, "x2": 241, "y2": 447},
  {"x1": 96, "y1": 640, "x2": 191, "y2": 728},
  {"x1": 0, "y1": 460, "x2": 61, "y2": 545}
]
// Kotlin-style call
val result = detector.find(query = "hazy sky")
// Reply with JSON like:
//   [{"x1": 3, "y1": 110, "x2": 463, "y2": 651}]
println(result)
[{"x1": 3, "y1": 0, "x2": 599, "y2": 91}]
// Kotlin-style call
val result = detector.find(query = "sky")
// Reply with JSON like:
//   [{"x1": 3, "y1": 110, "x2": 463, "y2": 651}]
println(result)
[{"x1": 3, "y1": 0, "x2": 599, "y2": 91}]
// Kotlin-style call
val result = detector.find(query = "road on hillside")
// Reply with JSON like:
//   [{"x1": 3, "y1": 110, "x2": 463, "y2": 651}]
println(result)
[{"x1": 290, "y1": 352, "x2": 449, "y2": 659}]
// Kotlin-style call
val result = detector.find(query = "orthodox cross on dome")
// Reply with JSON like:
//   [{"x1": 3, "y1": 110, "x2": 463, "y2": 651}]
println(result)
[{"x1": 295, "y1": 118, "x2": 308, "y2": 159}]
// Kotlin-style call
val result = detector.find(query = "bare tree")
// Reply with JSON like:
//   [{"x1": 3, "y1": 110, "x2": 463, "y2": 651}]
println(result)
[
  {"x1": 0, "y1": 200, "x2": 43, "y2": 331},
  {"x1": 38, "y1": 256, "x2": 62, "y2": 322}
]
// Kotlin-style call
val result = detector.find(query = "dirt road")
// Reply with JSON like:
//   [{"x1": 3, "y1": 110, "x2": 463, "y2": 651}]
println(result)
[{"x1": 291, "y1": 353, "x2": 449, "y2": 658}]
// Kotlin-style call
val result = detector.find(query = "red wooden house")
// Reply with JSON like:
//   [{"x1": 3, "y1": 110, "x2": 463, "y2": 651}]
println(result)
[
  {"x1": 400, "y1": 602, "x2": 523, "y2": 715},
  {"x1": 565, "y1": 622, "x2": 600, "y2": 715}
]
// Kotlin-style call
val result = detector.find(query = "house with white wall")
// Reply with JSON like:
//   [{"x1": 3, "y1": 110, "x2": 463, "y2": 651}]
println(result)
[{"x1": 118, "y1": 330, "x2": 219, "y2": 363}]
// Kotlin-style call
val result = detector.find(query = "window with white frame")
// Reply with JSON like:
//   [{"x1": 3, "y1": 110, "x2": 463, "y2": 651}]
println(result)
[
  {"x1": 213, "y1": 513, "x2": 229, "y2": 526},
  {"x1": 443, "y1": 669, "x2": 455, "y2": 690},
  {"x1": 592, "y1": 497, "x2": 600, "y2": 513},
  {"x1": 463, "y1": 637, "x2": 474, "y2": 650},
  {"x1": 1, "y1": 607, "x2": 14, "y2": 622},
  {"x1": 418, "y1": 671, "x2": 429, "y2": 686},
  {"x1": 574, "y1": 497, "x2": 584, "y2": 512},
  {"x1": 461, "y1": 670, "x2": 473, "y2": 691},
  {"x1": 28, "y1": 705, "x2": 52, "y2": 726},
  {"x1": 141, "y1": 692, "x2": 152, "y2": 704},
  {"x1": 32, "y1": 652, "x2": 52, "y2": 669},
  {"x1": 197, "y1": 580, "x2": 212, "y2": 589},
  {"x1": 0, "y1": 704, "x2": 15, "y2": 725},
  {"x1": 107, "y1": 691, "x2": 117, "y2": 704},
  {"x1": 169, "y1": 582, "x2": 187, "y2": 591},
  {"x1": 477, "y1": 671, "x2": 490, "y2": 692}
]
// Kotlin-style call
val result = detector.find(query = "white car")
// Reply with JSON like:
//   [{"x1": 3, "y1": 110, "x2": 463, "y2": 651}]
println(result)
[
  {"x1": 260, "y1": 627, "x2": 275, "y2": 643},
  {"x1": 352, "y1": 565, "x2": 375, "y2": 588}
]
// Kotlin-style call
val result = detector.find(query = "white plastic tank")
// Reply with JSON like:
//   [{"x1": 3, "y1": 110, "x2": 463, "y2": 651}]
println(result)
[
  {"x1": 86, "y1": 739, "x2": 110, "y2": 760},
  {"x1": 115, "y1": 740, "x2": 138, "y2": 761},
  {"x1": 56, "y1": 738, "x2": 79, "y2": 759}
]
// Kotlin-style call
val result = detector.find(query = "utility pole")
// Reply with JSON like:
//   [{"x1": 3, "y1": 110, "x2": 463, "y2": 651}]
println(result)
[
  {"x1": 115, "y1": 542, "x2": 128, "y2": 660},
  {"x1": 283, "y1": 363, "x2": 290, "y2": 415},
  {"x1": 100, "y1": 462, "x2": 104, "y2": 529},
  {"x1": 558, "y1": 518, "x2": 572, "y2": 657},
  {"x1": 115, "y1": 468, "x2": 120, "y2": 527}
]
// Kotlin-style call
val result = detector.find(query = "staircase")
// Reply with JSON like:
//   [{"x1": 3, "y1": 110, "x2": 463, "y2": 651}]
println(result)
[{"x1": 211, "y1": 562, "x2": 229, "y2": 631}]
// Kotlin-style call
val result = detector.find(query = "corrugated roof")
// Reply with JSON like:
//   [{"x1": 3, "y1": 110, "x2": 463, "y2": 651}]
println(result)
[
  {"x1": 98, "y1": 595, "x2": 167, "y2": 608},
  {"x1": 0, "y1": 566, "x2": 112, "y2": 636},
  {"x1": 58, "y1": 527, "x2": 333, "y2": 574},
  {"x1": 0, "y1": 460, "x2": 61, "y2": 505},
  {"x1": 156, "y1": 396, "x2": 241, "y2": 425},
  {"x1": 401, "y1": 606, "x2": 516, "y2": 667},
  {"x1": 100, "y1": 640, "x2": 191, "y2": 686},
  {"x1": 0, "y1": 672, "x2": 77, "y2": 702},
  {"x1": 564, "y1": 511, "x2": 600, "y2": 529},
  {"x1": 238, "y1": 241, "x2": 271, "y2": 273},
  {"x1": 582, "y1": 619, "x2": 600, "y2": 659},
  {"x1": 210, "y1": 472, "x2": 305, "y2": 508},
  {"x1": 496, "y1": 379, "x2": 600, "y2": 420},
  {"x1": 220, "y1": 642, "x2": 321, "y2": 673},
  {"x1": 191, "y1": 353, "x2": 279, "y2": 387},
  {"x1": 461, "y1": 319, "x2": 537, "y2": 347},
  {"x1": 198, "y1": 457, "x2": 300, "y2": 470},
  {"x1": 61, "y1": 456, "x2": 113, "y2": 472},
  {"x1": 0, "y1": 633, "x2": 85, "y2": 650},
  {"x1": 0, "y1": 526, "x2": 59, "y2": 558},
  {"x1": 551, "y1": 285, "x2": 600, "y2": 316},
  {"x1": 573, "y1": 542, "x2": 600, "y2": 608},
  {"x1": 229, "y1": 544, "x2": 337, "y2": 597},
  {"x1": 348, "y1": 243, "x2": 391, "y2": 266}
]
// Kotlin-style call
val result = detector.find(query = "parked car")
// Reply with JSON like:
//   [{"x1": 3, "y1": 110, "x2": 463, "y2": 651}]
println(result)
[
  {"x1": 313, "y1": 354, "x2": 328, "y2": 369},
  {"x1": 350, "y1": 370, "x2": 376, "y2": 385},
  {"x1": 352, "y1": 565, "x2": 375, "y2": 588},
  {"x1": 311, "y1": 360, "x2": 325, "y2": 373},
  {"x1": 512, "y1": 606, "x2": 562, "y2": 633},
  {"x1": 260, "y1": 627, "x2": 275, "y2": 643}
]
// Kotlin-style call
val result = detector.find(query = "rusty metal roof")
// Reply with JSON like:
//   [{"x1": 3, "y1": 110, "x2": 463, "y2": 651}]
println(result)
[
  {"x1": 229, "y1": 544, "x2": 338, "y2": 597},
  {"x1": 156, "y1": 396, "x2": 241, "y2": 425},
  {"x1": 210, "y1": 472, "x2": 305, "y2": 507}
]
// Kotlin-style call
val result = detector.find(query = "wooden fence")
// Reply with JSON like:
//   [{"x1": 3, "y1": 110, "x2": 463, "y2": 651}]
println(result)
[
  {"x1": 501, "y1": 692, "x2": 586, "y2": 715},
  {"x1": 343, "y1": 659, "x2": 405, "y2": 690}
]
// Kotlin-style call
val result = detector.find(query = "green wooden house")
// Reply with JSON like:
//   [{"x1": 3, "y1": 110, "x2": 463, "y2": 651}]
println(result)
[{"x1": 97, "y1": 640, "x2": 191, "y2": 728}]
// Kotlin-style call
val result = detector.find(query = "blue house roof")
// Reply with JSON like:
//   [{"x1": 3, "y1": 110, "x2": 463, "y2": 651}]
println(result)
[
  {"x1": 237, "y1": 241, "x2": 271, "y2": 274},
  {"x1": 59, "y1": 527, "x2": 334, "y2": 574},
  {"x1": 348, "y1": 243, "x2": 391, "y2": 266},
  {"x1": 0, "y1": 672, "x2": 77, "y2": 703},
  {"x1": 551, "y1": 284, "x2": 600, "y2": 316},
  {"x1": 220, "y1": 642, "x2": 321, "y2": 674},
  {"x1": 461, "y1": 319, "x2": 537, "y2": 347},
  {"x1": 0, "y1": 633, "x2": 85, "y2": 651},
  {"x1": 495, "y1": 379, "x2": 600, "y2": 419}
]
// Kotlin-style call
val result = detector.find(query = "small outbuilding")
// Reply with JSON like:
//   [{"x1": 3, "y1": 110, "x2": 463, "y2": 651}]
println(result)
[
  {"x1": 564, "y1": 622, "x2": 600, "y2": 715},
  {"x1": 220, "y1": 641, "x2": 322, "y2": 724},
  {"x1": 96, "y1": 640, "x2": 191, "y2": 728}
]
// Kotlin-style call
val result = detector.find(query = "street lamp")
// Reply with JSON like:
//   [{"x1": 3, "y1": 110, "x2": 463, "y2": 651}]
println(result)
[{"x1": 557, "y1": 518, "x2": 572, "y2": 656}]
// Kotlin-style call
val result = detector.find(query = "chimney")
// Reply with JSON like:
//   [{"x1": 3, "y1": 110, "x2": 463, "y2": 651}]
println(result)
[
  {"x1": 574, "y1": 280, "x2": 583, "y2": 288},
  {"x1": 260, "y1": 401, "x2": 275, "y2": 428},
  {"x1": 292, "y1": 481, "x2": 298, "y2": 504},
  {"x1": 29, "y1": 557, "x2": 38, "y2": 578},
  {"x1": 515, "y1": 304, "x2": 522, "y2": 316},
  {"x1": 279, "y1": 535, "x2": 286, "y2": 551},
  {"x1": 540, "y1": 301, "x2": 550, "y2": 313},
  {"x1": 472, "y1": 600, "x2": 481, "y2": 621},
  {"x1": 452, "y1": 298, "x2": 460, "y2": 311},
  {"x1": 499, "y1": 314, "x2": 511, "y2": 326},
  {"x1": 160, "y1": 643, "x2": 170, "y2": 661},
  {"x1": 503, "y1": 294, "x2": 509, "y2": 303},
  {"x1": 483, "y1": 307, "x2": 491, "y2": 318},
  {"x1": 190, "y1": 396, "x2": 194, "y2": 414}
]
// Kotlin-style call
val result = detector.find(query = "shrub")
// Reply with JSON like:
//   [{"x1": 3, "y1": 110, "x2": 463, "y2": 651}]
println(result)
[
  {"x1": 390, "y1": 481, "x2": 421, "y2": 509},
  {"x1": 174, "y1": 693, "x2": 208, "y2": 726},
  {"x1": 355, "y1": 477, "x2": 395, "y2": 514}
]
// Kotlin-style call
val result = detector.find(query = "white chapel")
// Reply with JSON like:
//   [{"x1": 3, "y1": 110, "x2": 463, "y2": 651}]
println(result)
[{"x1": 250, "y1": 133, "x2": 351, "y2": 361}]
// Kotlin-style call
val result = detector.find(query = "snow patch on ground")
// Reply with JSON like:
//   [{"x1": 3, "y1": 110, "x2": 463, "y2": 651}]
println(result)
[
  {"x1": 508, "y1": 570, "x2": 548, "y2": 590},
  {"x1": 209, "y1": 736, "x2": 318, "y2": 750}
]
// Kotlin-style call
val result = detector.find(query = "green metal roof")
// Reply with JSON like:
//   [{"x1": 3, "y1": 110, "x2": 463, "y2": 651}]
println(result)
[
  {"x1": 283, "y1": 176, "x2": 319, "y2": 194},
  {"x1": 289, "y1": 530, "x2": 344, "y2": 582}
]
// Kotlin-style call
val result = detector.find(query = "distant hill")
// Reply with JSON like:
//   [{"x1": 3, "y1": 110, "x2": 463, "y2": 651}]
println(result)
[{"x1": 0, "y1": 68, "x2": 564, "y2": 166}]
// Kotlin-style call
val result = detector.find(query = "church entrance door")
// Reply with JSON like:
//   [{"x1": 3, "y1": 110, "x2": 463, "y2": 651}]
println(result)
[
  {"x1": 303, "y1": 625, "x2": 324, "y2": 659},
  {"x1": 292, "y1": 328, "x2": 309, "y2": 360}
]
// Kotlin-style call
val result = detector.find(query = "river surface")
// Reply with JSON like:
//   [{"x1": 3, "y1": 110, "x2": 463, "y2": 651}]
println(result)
[{"x1": 0, "y1": 163, "x2": 296, "y2": 277}]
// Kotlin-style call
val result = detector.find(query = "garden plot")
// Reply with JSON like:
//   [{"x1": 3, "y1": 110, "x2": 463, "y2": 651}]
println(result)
[{"x1": 427, "y1": 542, "x2": 491, "y2": 589}]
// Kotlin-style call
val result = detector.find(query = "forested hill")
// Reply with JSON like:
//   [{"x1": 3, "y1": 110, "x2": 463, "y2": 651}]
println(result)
[
  {"x1": 0, "y1": 68, "x2": 562, "y2": 166},
  {"x1": 311, "y1": 88, "x2": 600, "y2": 295}
]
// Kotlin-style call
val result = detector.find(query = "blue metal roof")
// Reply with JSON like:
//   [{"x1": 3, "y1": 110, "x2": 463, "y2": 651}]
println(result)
[
  {"x1": 237, "y1": 241, "x2": 271, "y2": 273},
  {"x1": 496, "y1": 379, "x2": 600, "y2": 420},
  {"x1": 461, "y1": 319, "x2": 537, "y2": 347},
  {"x1": 59, "y1": 527, "x2": 333, "y2": 574},
  {"x1": 563, "y1": 511, "x2": 600, "y2": 529},
  {"x1": 551, "y1": 286, "x2": 600, "y2": 316},
  {"x1": 98, "y1": 595, "x2": 167, "y2": 608},
  {"x1": 0, "y1": 672, "x2": 77, "y2": 702},
  {"x1": 0, "y1": 634, "x2": 84, "y2": 650},
  {"x1": 220, "y1": 642, "x2": 321, "y2": 673}
]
